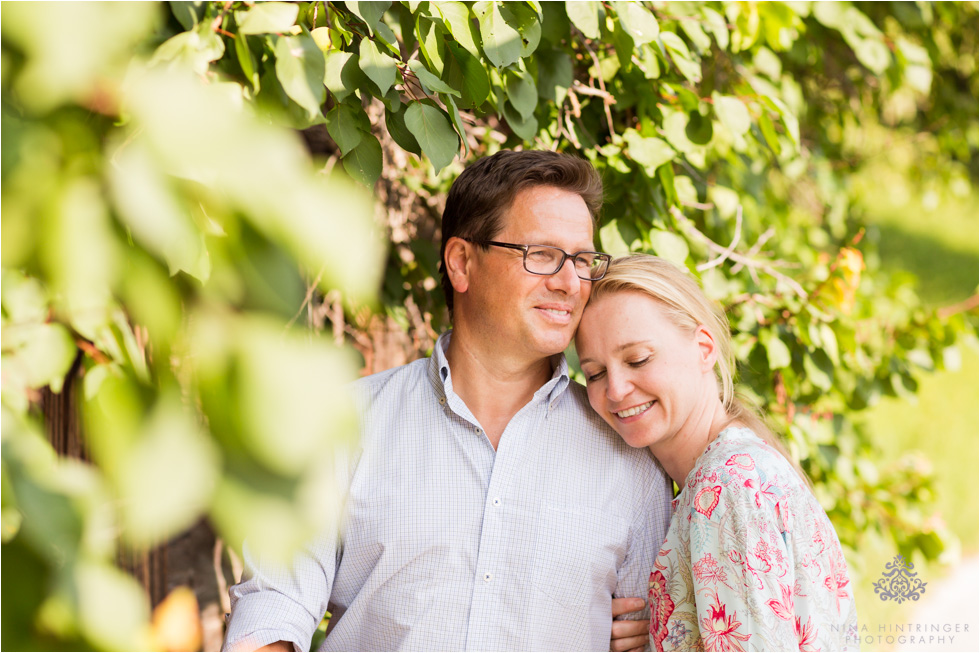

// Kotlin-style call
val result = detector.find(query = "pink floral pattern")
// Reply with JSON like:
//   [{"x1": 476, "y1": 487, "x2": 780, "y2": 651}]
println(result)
[{"x1": 648, "y1": 428, "x2": 858, "y2": 651}]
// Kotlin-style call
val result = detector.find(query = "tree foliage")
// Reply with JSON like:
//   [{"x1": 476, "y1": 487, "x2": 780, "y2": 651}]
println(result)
[{"x1": 1, "y1": 1, "x2": 977, "y2": 649}]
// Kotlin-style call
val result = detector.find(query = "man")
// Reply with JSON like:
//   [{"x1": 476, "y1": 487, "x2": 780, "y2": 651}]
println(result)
[{"x1": 224, "y1": 150, "x2": 672, "y2": 651}]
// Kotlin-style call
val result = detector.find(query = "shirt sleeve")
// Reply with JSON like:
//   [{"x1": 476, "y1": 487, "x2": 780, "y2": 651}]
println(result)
[
  {"x1": 222, "y1": 533, "x2": 338, "y2": 652},
  {"x1": 223, "y1": 443, "x2": 358, "y2": 652},
  {"x1": 614, "y1": 464, "x2": 673, "y2": 621},
  {"x1": 687, "y1": 474, "x2": 799, "y2": 652}
]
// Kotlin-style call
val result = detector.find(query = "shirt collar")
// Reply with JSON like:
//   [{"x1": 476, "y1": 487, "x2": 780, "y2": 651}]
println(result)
[{"x1": 428, "y1": 331, "x2": 571, "y2": 406}]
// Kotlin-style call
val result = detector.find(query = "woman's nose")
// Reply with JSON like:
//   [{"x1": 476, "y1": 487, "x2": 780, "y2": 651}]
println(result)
[{"x1": 605, "y1": 370, "x2": 632, "y2": 403}]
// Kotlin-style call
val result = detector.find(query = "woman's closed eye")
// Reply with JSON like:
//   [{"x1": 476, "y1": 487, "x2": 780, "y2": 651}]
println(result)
[
  {"x1": 628, "y1": 356, "x2": 651, "y2": 368},
  {"x1": 584, "y1": 369, "x2": 606, "y2": 383}
]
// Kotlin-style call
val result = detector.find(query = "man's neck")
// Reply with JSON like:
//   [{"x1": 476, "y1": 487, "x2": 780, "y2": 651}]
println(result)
[{"x1": 444, "y1": 330, "x2": 557, "y2": 450}]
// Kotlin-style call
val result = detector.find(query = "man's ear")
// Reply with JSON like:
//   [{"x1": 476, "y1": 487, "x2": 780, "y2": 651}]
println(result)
[
  {"x1": 694, "y1": 325, "x2": 718, "y2": 372},
  {"x1": 444, "y1": 237, "x2": 472, "y2": 294}
]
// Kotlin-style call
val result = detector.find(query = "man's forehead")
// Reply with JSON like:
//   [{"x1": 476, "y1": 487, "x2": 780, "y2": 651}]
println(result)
[{"x1": 495, "y1": 187, "x2": 596, "y2": 244}]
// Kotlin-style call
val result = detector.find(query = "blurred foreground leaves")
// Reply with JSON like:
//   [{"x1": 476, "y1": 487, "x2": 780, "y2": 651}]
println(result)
[
  {"x1": 1, "y1": 1, "x2": 978, "y2": 650},
  {"x1": 2, "y1": 2, "x2": 381, "y2": 649}
]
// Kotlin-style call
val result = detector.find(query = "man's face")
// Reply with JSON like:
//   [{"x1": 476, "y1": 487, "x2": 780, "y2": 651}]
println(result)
[{"x1": 464, "y1": 185, "x2": 596, "y2": 361}]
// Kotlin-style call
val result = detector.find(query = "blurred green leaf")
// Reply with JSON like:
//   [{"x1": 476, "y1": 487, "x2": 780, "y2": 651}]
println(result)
[
  {"x1": 713, "y1": 93, "x2": 752, "y2": 137},
  {"x1": 648, "y1": 229, "x2": 689, "y2": 267},
  {"x1": 238, "y1": 2, "x2": 299, "y2": 34}
]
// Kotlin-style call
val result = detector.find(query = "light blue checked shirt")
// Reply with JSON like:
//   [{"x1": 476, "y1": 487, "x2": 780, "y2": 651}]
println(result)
[{"x1": 225, "y1": 332, "x2": 672, "y2": 652}]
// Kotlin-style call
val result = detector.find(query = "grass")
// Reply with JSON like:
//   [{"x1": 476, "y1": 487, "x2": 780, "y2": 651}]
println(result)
[{"x1": 849, "y1": 181, "x2": 978, "y2": 650}]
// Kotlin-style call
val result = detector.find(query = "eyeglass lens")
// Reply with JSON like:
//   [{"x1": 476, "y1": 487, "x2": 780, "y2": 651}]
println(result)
[{"x1": 525, "y1": 246, "x2": 608, "y2": 279}]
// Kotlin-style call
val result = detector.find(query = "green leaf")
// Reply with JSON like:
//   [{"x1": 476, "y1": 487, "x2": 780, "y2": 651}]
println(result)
[
  {"x1": 443, "y1": 40, "x2": 489, "y2": 109},
  {"x1": 417, "y1": 14, "x2": 446, "y2": 76},
  {"x1": 234, "y1": 30, "x2": 259, "y2": 90},
  {"x1": 647, "y1": 229, "x2": 688, "y2": 266},
  {"x1": 758, "y1": 111, "x2": 781, "y2": 154},
  {"x1": 274, "y1": 33, "x2": 326, "y2": 121},
  {"x1": 342, "y1": 133, "x2": 384, "y2": 187},
  {"x1": 501, "y1": 2, "x2": 542, "y2": 57},
  {"x1": 505, "y1": 68, "x2": 537, "y2": 120},
  {"x1": 566, "y1": 0, "x2": 599, "y2": 39},
  {"x1": 325, "y1": 104, "x2": 366, "y2": 156},
  {"x1": 686, "y1": 110, "x2": 713, "y2": 145},
  {"x1": 347, "y1": 1, "x2": 391, "y2": 36},
  {"x1": 661, "y1": 108, "x2": 695, "y2": 154},
  {"x1": 444, "y1": 94, "x2": 470, "y2": 157},
  {"x1": 151, "y1": 23, "x2": 226, "y2": 76},
  {"x1": 623, "y1": 129, "x2": 675, "y2": 174},
  {"x1": 764, "y1": 330, "x2": 792, "y2": 370},
  {"x1": 359, "y1": 37, "x2": 398, "y2": 96},
  {"x1": 310, "y1": 26, "x2": 332, "y2": 50},
  {"x1": 436, "y1": 1, "x2": 480, "y2": 57},
  {"x1": 16, "y1": 323, "x2": 77, "y2": 392},
  {"x1": 238, "y1": 2, "x2": 299, "y2": 34},
  {"x1": 819, "y1": 324, "x2": 840, "y2": 365},
  {"x1": 1, "y1": 270, "x2": 49, "y2": 325},
  {"x1": 109, "y1": 143, "x2": 210, "y2": 282},
  {"x1": 599, "y1": 219, "x2": 635, "y2": 257},
  {"x1": 409, "y1": 59, "x2": 460, "y2": 96},
  {"x1": 404, "y1": 101, "x2": 459, "y2": 171},
  {"x1": 713, "y1": 93, "x2": 751, "y2": 137},
  {"x1": 661, "y1": 31, "x2": 701, "y2": 83},
  {"x1": 803, "y1": 350, "x2": 833, "y2": 391},
  {"x1": 702, "y1": 7, "x2": 729, "y2": 50},
  {"x1": 614, "y1": 1, "x2": 659, "y2": 46},
  {"x1": 324, "y1": 50, "x2": 359, "y2": 102},
  {"x1": 536, "y1": 49, "x2": 572, "y2": 105},
  {"x1": 475, "y1": 1, "x2": 522, "y2": 69},
  {"x1": 501, "y1": 100, "x2": 538, "y2": 141},
  {"x1": 169, "y1": 1, "x2": 204, "y2": 30},
  {"x1": 114, "y1": 392, "x2": 219, "y2": 545},
  {"x1": 385, "y1": 104, "x2": 423, "y2": 156},
  {"x1": 680, "y1": 17, "x2": 712, "y2": 53}
]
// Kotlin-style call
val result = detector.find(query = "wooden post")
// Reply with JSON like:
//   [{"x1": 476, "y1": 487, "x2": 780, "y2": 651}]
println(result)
[{"x1": 40, "y1": 358, "x2": 168, "y2": 608}]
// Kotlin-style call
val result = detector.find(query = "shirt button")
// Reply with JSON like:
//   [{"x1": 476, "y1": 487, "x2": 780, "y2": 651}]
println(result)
[
  {"x1": 492, "y1": 497, "x2": 501, "y2": 507},
  {"x1": 438, "y1": 397, "x2": 446, "y2": 405},
  {"x1": 475, "y1": 427, "x2": 482, "y2": 434},
  {"x1": 483, "y1": 572, "x2": 492, "y2": 582}
]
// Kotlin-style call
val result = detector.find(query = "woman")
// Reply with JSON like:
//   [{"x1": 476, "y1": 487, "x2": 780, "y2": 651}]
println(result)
[{"x1": 576, "y1": 254, "x2": 857, "y2": 652}]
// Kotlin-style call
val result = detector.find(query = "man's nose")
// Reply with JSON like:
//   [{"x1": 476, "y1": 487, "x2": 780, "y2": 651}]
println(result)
[{"x1": 545, "y1": 256, "x2": 581, "y2": 294}]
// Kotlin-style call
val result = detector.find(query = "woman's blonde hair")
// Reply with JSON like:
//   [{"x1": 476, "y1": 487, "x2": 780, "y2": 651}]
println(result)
[{"x1": 590, "y1": 254, "x2": 810, "y2": 485}]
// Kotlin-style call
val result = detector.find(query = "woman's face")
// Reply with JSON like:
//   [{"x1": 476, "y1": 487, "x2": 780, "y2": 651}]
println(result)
[{"x1": 575, "y1": 290, "x2": 716, "y2": 450}]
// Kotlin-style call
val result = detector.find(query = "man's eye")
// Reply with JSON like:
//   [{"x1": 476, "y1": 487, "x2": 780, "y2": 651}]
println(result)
[{"x1": 585, "y1": 370, "x2": 605, "y2": 382}]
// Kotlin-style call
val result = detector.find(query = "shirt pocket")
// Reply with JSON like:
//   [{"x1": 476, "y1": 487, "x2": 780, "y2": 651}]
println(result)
[{"x1": 531, "y1": 501, "x2": 629, "y2": 608}]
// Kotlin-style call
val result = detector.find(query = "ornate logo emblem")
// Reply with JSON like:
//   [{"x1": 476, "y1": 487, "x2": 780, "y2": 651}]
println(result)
[{"x1": 872, "y1": 555, "x2": 927, "y2": 603}]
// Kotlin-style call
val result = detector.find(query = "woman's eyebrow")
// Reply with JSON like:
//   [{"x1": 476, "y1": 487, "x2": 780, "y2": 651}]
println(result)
[{"x1": 579, "y1": 341, "x2": 652, "y2": 367}]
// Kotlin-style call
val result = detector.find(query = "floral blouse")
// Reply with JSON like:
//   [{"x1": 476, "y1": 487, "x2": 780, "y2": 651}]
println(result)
[{"x1": 648, "y1": 427, "x2": 858, "y2": 651}]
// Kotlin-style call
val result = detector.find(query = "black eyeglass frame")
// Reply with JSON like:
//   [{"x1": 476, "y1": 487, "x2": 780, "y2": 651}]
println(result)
[{"x1": 466, "y1": 239, "x2": 612, "y2": 281}]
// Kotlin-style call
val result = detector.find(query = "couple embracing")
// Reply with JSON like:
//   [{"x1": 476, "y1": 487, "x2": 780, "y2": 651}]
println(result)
[{"x1": 224, "y1": 151, "x2": 857, "y2": 652}]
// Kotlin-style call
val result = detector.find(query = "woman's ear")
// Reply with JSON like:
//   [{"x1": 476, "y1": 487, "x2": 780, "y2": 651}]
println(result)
[
  {"x1": 694, "y1": 325, "x2": 718, "y2": 372},
  {"x1": 443, "y1": 237, "x2": 471, "y2": 294}
]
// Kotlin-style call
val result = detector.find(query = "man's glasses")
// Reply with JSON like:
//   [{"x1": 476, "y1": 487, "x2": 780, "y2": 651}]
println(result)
[{"x1": 467, "y1": 240, "x2": 612, "y2": 281}]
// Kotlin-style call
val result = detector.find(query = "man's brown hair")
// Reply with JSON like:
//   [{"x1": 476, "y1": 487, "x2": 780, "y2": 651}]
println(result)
[{"x1": 439, "y1": 150, "x2": 603, "y2": 317}]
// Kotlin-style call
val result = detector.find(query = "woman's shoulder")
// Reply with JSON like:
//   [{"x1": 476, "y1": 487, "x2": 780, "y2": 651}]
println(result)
[{"x1": 686, "y1": 427, "x2": 807, "y2": 506}]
